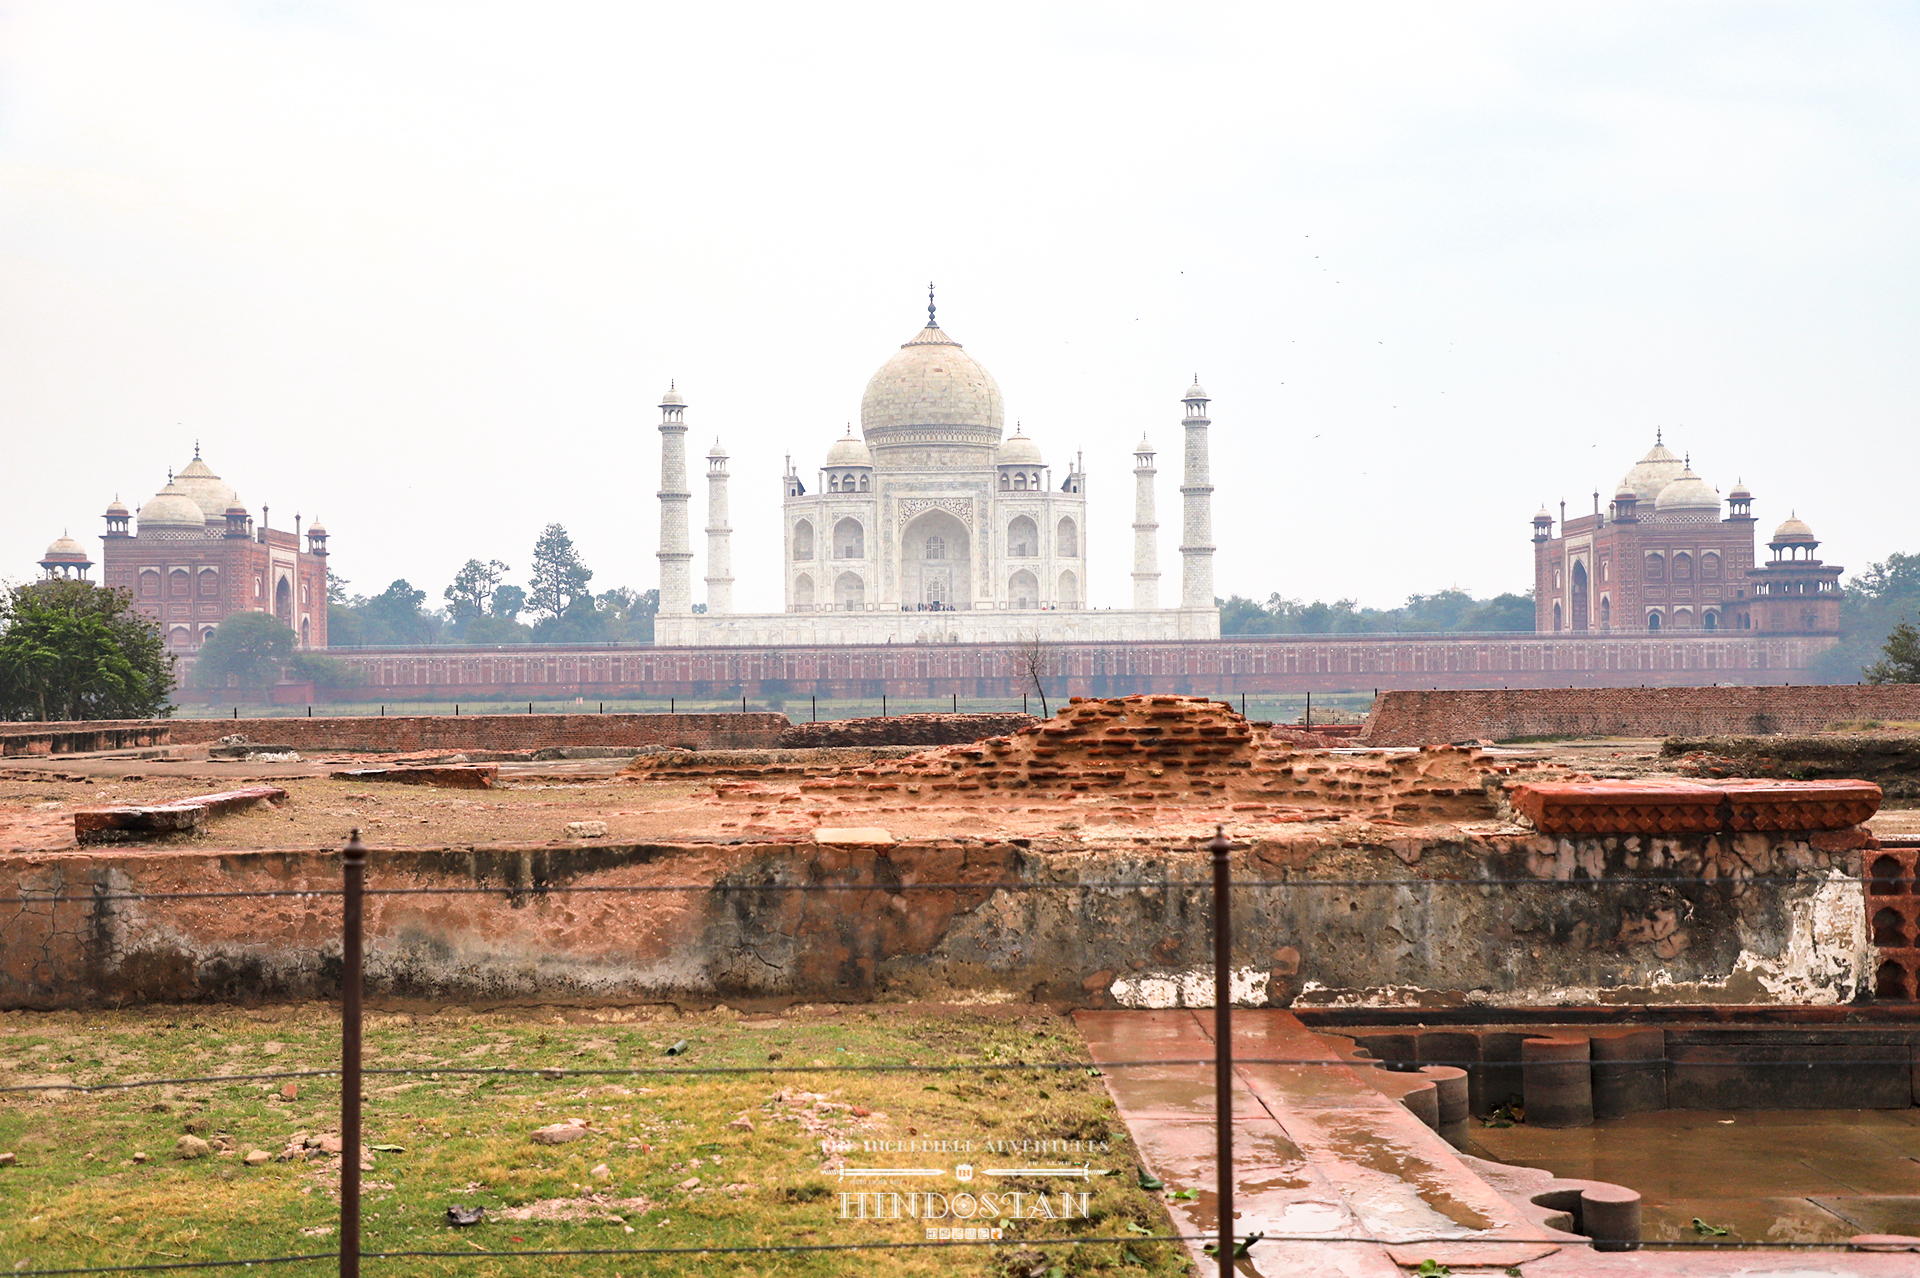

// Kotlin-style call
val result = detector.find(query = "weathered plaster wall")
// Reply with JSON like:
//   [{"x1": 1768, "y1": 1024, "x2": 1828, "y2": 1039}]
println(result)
[
  {"x1": 0, "y1": 829, "x2": 1874, "y2": 1011},
  {"x1": 1364, "y1": 686, "x2": 1920, "y2": 746}
]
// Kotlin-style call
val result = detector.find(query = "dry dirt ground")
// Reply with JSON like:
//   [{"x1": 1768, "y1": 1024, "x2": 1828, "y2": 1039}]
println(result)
[{"x1": 2, "y1": 728, "x2": 1914, "y2": 853}]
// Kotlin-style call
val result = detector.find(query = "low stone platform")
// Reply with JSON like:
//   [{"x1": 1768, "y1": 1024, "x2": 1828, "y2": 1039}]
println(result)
[
  {"x1": 1510, "y1": 779, "x2": 1884, "y2": 837},
  {"x1": 327, "y1": 764, "x2": 498, "y2": 789},
  {"x1": 72, "y1": 785, "x2": 287, "y2": 844}
]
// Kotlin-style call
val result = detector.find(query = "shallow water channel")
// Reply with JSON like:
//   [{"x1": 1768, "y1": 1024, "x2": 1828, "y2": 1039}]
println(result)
[{"x1": 1459, "y1": 1108, "x2": 1920, "y2": 1243}]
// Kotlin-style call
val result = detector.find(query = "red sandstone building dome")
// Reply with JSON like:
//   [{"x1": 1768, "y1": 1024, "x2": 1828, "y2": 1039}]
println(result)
[{"x1": 1531, "y1": 434, "x2": 1839, "y2": 637}]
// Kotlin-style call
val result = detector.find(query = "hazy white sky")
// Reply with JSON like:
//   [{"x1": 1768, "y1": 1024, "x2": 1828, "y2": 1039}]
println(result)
[{"x1": 4, "y1": 1, "x2": 1915, "y2": 614}]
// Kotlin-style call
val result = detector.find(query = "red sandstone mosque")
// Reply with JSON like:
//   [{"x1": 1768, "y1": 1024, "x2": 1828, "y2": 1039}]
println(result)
[
  {"x1": 1531, "y1": 435, "x2": 1840, "y2": 635},
  {"x1": 41, "y1": 448, "x2": 331, "y2": 652}
]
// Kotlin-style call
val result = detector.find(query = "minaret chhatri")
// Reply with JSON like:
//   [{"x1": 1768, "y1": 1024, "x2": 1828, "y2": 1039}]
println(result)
[
  {"x1": 704, "y1": 438, "x2": 733, "y2": 615},
  {"x1": 1132, "y1": 434, "x2": 1160, "y2": 609},
  {"x1": 1179, "y1": 377, "x2": 1214, "y2": 609},
  {"x1": 656, "y1": 382, "x2": 693, "y2": 615}
]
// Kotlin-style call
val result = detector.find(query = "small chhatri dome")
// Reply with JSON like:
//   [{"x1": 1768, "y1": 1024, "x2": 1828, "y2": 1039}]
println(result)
[
  {"x1": 1135, "y1": 434, "x2": 1155, "y2": 454},
  {"x1": 1772, "y1": 515, "x2": 1817, "y2": 544},
  {"x1": 306, "y1": 517, "x2": 327, "y2": 535},
  {"x1": 1654, "y1": 466, "x2": 1720, "y2": 513},
  {"x1": 137, "y1": 481, "x2": 210, "y2": 532},
  {"x1": 999, "y1": 427, "x2": 1043, "y2": 466},
  {"x1": 1619, "y1": 436, "x2": 1686, "y2": 505},
  {"x1": 105, "y1": 498, "x2": 129, "y2": 516},
  {"x1": 825, "y1": 426, "x2": 873, "y2": 468},
  {"x1": 1533, "y1": 505, "x2": 1553, "y2": 521},
  {"x1": 1184, "y1": 375, "x2": 1209, "y2": 401},
  {"x1": 1728, "y1": 478, "x2": 1752, "y2": 500},
  {"x1": 42, "y1": 534, "x2": 90, "y2": 564},
  {"x1": 660, "y1": 381, "x2": 685, "y2": 406},
  {"x1": 707, "y1": 437, "x2": 729, "y2": 460},
  {"x1": 1614, "y1": 483, "x2": 1639, "y2": 502}
]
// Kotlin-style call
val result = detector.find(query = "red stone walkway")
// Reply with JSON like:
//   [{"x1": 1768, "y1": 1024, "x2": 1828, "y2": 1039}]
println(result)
[{"x1": 1076, "y1": 1009, "x2": 1919, "y2": 1275}]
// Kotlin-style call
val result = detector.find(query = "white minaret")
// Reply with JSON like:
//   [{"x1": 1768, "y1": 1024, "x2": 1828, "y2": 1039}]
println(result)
[
  {"x1": 704, "y1": 438, "x2": 733, "y2": 615},
  {"x1": 656, "y1": 382, "x2": 693, "y2": 615},
  {"x1": 1179, "y1": 377, "x2": 1214, "y2": 610},
  {"x1": 1132, "y1": 434, "x2": 1160, "y2": 609}
]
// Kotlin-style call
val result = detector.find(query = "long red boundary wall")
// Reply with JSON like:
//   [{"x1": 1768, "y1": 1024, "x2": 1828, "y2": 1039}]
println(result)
[
  {"x1": 1363, "y1": 685, "x2": 1920, "y2": 745},
  {"x1": 285, "y1": 632, "x2": 1840, "y2": 701},
  {"x1": 0, "y1": 713, "x2": 788, "y2": 757}
]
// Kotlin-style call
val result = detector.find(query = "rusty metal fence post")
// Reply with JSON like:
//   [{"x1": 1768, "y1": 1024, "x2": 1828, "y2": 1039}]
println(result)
[
  {"x1": 340, "y1": 829, "x2": 367, "y2": 1278},
  {"x1": 1210, "y1": 824, "x2": 1233, "y2": 1273}
]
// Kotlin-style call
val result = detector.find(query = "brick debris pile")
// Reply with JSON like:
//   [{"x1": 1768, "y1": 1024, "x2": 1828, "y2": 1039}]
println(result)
[
  {"x1": 774, "y1": 712, "x2": 1038, "y2": 749},
  {"x1": 715, "y1": 695, "x2": 1559, "y2": 827}
]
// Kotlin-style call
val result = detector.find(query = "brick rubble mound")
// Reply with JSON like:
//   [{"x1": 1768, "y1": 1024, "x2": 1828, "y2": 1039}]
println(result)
[
  {"x1": 774, "y1": 713, "x2": 1039, "y2": 749},
  {"x1": 715, "y1": 695, "x2": 1557, "y2": 827}
]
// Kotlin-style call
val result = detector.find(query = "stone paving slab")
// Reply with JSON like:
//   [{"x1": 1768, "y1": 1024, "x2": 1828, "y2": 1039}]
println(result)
[{"x1": 1079, "y1": 1008, "x2": 1920, "y2": 1275}]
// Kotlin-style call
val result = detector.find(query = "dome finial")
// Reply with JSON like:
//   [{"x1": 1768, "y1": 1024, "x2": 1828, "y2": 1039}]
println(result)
[
  {"x1": 1656, "y1": 426, "x2": 1663, "y2": 445},
  {"x1": 927, "y1": 280, "x2": 937, "y2": 328}
]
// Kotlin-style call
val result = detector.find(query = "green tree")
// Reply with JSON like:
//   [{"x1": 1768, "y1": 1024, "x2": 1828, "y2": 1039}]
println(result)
[
  {"x1": 597, "y1": 586, "x2": 659, "y2": 642},
  {"x1": 1217, "y1": 588, "x2": 1531, "y2": 636},
  {"x1": 445, "y1": 559, "x2": 510, "y2": 628},
  {"x1": 1866, "y1": 620, "x2": 1920, "y2": 684},
  {"x1": 465, "y1": 615, "x2": 534, "y2": 644},
  {"x1": 358, "y1": 579, "x2": 438, "y2": 646},
  {"x1": 289, "y1": 651, "x2": 366, "y2": 689},
  {"x1": 0, "y1": 580, "x2": 174, "y2": 721},
  {"x1": 192, "y1": 611, "x2": 295, "y2": 693},
  {"x1": 491, "y1": 583, "x2": 527, "y2": 620},
  {"x1": 528, "y1": 524, "x2": 593, "y2": 620},
  {"x1": 1811, "y1": 552, "x2": 1920, "y2": 682}
]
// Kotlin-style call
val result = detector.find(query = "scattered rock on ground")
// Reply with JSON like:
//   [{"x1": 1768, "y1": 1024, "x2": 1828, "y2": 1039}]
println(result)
[
  {"x1": 243, "y1": 1149, "x2": 270, "y2": 1166},
  {"x1": 530, "y1": 1118, "x2": 591, "y2": 1144},
  {"x1": 175, "y1": 1135, "x2": 211, "y2": 1160},
  {"x1": 564, "y1": 820, "x2": 609, "y2": 838}
]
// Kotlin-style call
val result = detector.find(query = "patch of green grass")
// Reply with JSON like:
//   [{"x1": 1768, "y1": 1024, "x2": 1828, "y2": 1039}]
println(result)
[{"x1": 0, "y1": 1005, "x2": 1189, "y2": 1277}]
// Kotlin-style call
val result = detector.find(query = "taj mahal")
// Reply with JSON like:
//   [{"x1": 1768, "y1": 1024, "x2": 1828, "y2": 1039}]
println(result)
[{"x1": 651, "y1": 292, "x2": 1223, "y2": 646}]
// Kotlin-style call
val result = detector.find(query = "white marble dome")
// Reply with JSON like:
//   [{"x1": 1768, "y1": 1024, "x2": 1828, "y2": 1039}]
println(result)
[
  {"x1": 1619, "y1": 440, "x2": 1685, "y2": 505},
  {"x1": 998, "y1": 430, "x2": 1043, "y2": 466},
  {"x1": 1654, "y1": 467, "x2": 1721, "y2": 513},
  {"x1": 137, "y1": 483, "x2": 209, "y2": 533},
  {"x1": 860, "y1": 321, "x2": 1004, "y2": 441},
  {"x1": 1772, "y1": 516, "x2": 1817, "y2": 544},
  {"x1": 42, "y1": 535, "x2": 89, "y2": 562},
  {"x1": 825, "y1": 429, "x2": 873, "y2": 467},
  {"x1": 171, "y1": 456, "x2": 242, "y2": 523}
]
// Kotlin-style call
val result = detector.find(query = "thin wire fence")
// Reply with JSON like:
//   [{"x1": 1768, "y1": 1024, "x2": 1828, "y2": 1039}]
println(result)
[{"x1": 3, "y1": 832, "x2": 1908, "y2": 1274}]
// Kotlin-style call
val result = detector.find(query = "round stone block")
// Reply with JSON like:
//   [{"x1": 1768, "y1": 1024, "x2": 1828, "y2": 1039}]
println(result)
[{"x1": 1522, "y1": 1035, "x2": 1593, "y2": 1128}]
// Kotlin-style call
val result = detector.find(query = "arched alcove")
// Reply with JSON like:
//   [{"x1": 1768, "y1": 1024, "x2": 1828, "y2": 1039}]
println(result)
[
  {"x1": 900, "y1": 510, "x2": 970, "y2": 610},
  {"x1": 1009, "y1": 569, "x2": 1039, "y2": 609},
  {"x1": 792, "y1": 520, "x2": 814, "y2": 561},
  {"x1": 835, "y1": 571, "x2": 866, "y2": 611},
  {"x1": 834, "y1": 518, "x2": 864, "y2": 559},
  {"x1": 1057, "y1": 516, "x2": 1079, "y2": 558},
  {"x1": 1007, "y1": 515, "x2": 1038, "y2": 558}
]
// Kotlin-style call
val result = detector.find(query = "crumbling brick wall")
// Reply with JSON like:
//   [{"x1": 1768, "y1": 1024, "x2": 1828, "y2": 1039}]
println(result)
[
  {"x1": 1362, "y1": 686, "x2": 1920, "y2": 747},
  {"x1": 772, "y1": 695, "x2": 1550, "y2": 824},
  {"x1": 774, "y1": 713, "x2": 1036, "y2": 749}
]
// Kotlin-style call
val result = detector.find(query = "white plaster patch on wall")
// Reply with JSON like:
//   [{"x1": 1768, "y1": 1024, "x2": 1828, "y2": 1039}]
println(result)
[
  {"x1": 1110, "y1": 966, "x2": 1269, "y2": 1008},
  {"x1": 1731, "y1": 869, "x2": 1870, "y2": 1005}
]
